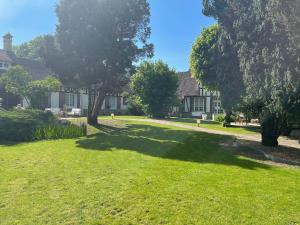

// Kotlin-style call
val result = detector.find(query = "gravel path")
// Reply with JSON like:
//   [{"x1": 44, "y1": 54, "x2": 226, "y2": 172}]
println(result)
[{"x1": 125, "y1": 118, "x2": 300, "y2": 150}]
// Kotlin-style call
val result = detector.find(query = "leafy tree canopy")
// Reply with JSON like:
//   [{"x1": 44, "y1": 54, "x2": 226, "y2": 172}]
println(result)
[
  {"x1": 41, "y1": 0, "x2": 153, "y2": 124},
  {"x1": 130, "y1": 61, "x2": 178, "y2": 118},
  {"x1": 190, "y1": 24, "x2": 244, "y2": 113},
  {"x1": 13, "y1": 36, "x2": 49, "y2": 62},
  {"x1": 0, "y1": 65, "x2": 61, "y2": 109},
  {"x1": 202, "y1": 0, "x2": 300, "y2": 146}
]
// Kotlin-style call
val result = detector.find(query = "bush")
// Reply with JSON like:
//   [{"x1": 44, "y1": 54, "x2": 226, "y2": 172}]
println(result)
[
  {"x1": 33, "y1": 123, "x2": 86, "y2": 140},
  {"x1": 214, "y1": 114, "x2": 225, "y2": 123},
  {"x1": 0, "y1": 109, "x2": 86, "y2": 142},
  {"x1": 128, "y1": 95, "x2": 145, "y2": 116}
]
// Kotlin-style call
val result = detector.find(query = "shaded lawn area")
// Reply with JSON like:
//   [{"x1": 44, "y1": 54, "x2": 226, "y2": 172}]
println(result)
[
  {"x1": 0, "y1": 120, "x2": 299, "y2": 225},
  {"x1": 164, "y1": 117, "x2": 260, "y2": 135}
]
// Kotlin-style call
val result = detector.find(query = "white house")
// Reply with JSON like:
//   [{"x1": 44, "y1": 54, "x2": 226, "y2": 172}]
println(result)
[
  {"x1": 0, "y1": 33, "x2": 128, "y2": 115},
  {"x1": 1, "y1": 33, "x2": 223, "y2": 117},
  {"x1": 177, "y1": 71, "x2": 222, "y2": 118}
]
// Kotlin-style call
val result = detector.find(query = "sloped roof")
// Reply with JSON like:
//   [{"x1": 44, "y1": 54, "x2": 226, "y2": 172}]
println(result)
[
  {"x1": 177, "y1": 71, "x2": 200, "y2": 99},
  {"x1": 0, "y1": 50, "x2": 13, "y2": 63},
  {"x1": 4, "y1": 51, "x2": 54, "y2": 80}
]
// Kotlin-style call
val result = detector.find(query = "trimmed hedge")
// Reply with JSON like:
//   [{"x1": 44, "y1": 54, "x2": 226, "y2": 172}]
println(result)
[{"x1": 0, "y1": 110, "x2": 86, "y2": 142}]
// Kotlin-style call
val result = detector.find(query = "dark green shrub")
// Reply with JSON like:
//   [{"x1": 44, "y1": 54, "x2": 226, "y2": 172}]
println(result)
[
  {"x1": 0, "y1": 110, "x2": 86, "y2": 142},
  {"x1": 0, "y1": 109, "x2": 56, "y2": 142}
]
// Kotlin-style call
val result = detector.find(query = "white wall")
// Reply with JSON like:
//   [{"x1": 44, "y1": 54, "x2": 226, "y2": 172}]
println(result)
[
  {"x1": 51, "y1": 92, "x2": 59, "y2": 108},
  {"x1": 81, "y1": 94, "x2": 88, "y2": 109},
  {"x1": 206, "y1": 97, "x2": 211, "y2": 113}
]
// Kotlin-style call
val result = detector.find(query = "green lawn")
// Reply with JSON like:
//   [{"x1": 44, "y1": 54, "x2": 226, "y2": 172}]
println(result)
[
  {"x1": 0, "y1": 120, "x2": 299, "y2": 225},
  {"x1": 72, "y1": 116, "x2": 259, "y2": 136},
  {"x1": 164, "y1": 117, "x2": 260, "y2": 135}
]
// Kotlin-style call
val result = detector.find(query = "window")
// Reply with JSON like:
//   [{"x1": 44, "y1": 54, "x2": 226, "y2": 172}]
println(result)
[
  {"x1": 194, "y1": 97, "x2": 205, "y2": 112},
  {"x1": 108, "y1": 96, "x2": 116, "y2": 109},
  {"x1": 123, "y1": 97, "x2": 128, "y2": 106},
  {"x1": 0, "y1": 63, "x2": 3, "y2": 68},
  {"x1": 65, "y1": 93, "x2": 75, "y2": 107},
  {"x1": 213, "y1": 99, "x2": 222, "y2": 113}
]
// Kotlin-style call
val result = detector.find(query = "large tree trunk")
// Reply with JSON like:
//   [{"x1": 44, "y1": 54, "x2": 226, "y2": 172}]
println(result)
[
  {"x1": 87, "y1": 88, "x2": 106, "y2": 125},
  {"x1": 261, "y1": 115, "x2": 281, "y2": 147}
]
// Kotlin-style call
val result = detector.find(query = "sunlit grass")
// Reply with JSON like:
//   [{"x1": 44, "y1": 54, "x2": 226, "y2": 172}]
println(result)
[
  {"x1": 164, "y1": 117, "x2": 260, "y2": 135},
  {"x1": 0, "y1": 119, "x2": 299, "y2": 225}
]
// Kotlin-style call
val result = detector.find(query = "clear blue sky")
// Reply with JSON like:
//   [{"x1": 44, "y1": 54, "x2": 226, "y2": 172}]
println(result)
[{"x1": 0, "y1": 0, "x2": 214, "y2": 72}]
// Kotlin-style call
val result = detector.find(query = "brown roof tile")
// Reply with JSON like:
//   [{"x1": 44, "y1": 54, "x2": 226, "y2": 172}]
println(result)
[
  {"x1": 177, "y1": 71, "x2": 200, "y2": 99},
  {"x1": 5, "y1": 51, "x2": 54, "y2": 80}
]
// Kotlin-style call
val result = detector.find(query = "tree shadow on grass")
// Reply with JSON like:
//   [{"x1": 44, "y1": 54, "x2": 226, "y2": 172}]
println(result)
[
  {"x1": 76, "y1": 123, "x2": 271, "y2": 170},
  {"x1": 0, "y1": 141, "x2": 20, "y2": 147}
]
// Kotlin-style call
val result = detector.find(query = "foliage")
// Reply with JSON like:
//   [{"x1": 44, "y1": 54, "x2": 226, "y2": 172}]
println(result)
[
  {"x1": 130, "y1": 61, "x2": 178, "y2": 118},
  {"x1": 0, "y1": 109, "x2": 85, "y2": 142},
  {"x1": 238, "y1": 98, "x2": 265, "y2": 122},
  {"x1": 13, "y1": 36, "x2": 48, "y2": 62},
  {"x1": 28, "y1": 76, "x2": 61, "y2": 109},
  {"x1": 127, "y1": 95, "x2": 145, "y2": 116},
  {"x1": 0, "y1": 109, "x2": 57, "y2": 142},
  {"x1": 190, "y1": 25, "x2": 244, "y2": 113},
  {"x1": 0, "y1": 65, "x2": 31, "y2": 104},
  {"x1": 214, "y1": 114, "x2": 225, "y2": 123},
  {"x1": 0, "y1": 66, "x2": 60, "y2": 109},
  {"x1": 202, "y1": 0, "x2": 300, "y2": 146},
  {"x1": 41, "y1": 0, "x2": 153, "y2": 125},
  {"x1": 0, "y1": 120, "x2": 298, "y2": 224},
  {"x1": 33, "y1": 123, "x2": 86, "y2": 140}
]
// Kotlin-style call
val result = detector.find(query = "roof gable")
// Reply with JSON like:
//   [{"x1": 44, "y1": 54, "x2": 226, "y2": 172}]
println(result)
[{"x1": 177, "y1": 71, "x2": 200, "y2": 99}]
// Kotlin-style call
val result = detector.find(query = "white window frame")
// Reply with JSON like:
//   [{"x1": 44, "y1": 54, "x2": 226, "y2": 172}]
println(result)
[
  {"x1": 213, "y1": 98, "x2": 222, "y2": 113},
  {"x1": 65, "y1": 93, "x2": 76, "y2": 108},
  {"x1": 194, "y1": 97, "x2": 205, "y2": 112}
]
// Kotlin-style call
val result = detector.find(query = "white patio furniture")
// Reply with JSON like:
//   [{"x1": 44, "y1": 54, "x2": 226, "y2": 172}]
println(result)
[
  {"x1": 67, "y1": 108, "x2": 82, "y2": 117},
  {"x1": 45, "y1": 108, "x2": 61, "y2": 115}
]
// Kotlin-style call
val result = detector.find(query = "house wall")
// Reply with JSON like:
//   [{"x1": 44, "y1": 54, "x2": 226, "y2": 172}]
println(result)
[
  {"x1": 182, "y1": 94, "x2": 222, "y2": 119},
  {"x1": 20, "y1": 86, "x2": 128, "y2": 115},
  {"x1": 51, "y1": 92, "x2": 60, "y2": 108},
  {"x1": 206, "y1": 97, "x2": 211, "y2": 113}
]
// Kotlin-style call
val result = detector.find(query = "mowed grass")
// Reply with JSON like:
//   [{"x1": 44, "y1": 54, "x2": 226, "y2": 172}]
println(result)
[
  {"x1": 0, "y1": 120, "x2": 299, "y2": 225},
  {"x1": 71, "y1": 116, "x2": 259, "y2": 135},
  {"x1": 164, "y1": 117, "x2": 260, "y2": 135}
]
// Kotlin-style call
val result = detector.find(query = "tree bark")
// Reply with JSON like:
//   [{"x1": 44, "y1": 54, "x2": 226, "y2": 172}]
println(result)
[{"x1": 87, "y1": 88, "x2": 106, "y2": 125}]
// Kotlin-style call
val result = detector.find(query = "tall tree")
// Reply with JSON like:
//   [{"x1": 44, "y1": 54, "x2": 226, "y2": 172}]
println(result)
[
  {"x1": 13, "y1": 36, "x2": 48, "y2": 62},
  {"x1": 130, "y1": 61, "x2": 178, "y2": 118},
  {"x1": 190, "y1": 24, "x2": 244, "y2": 121},
  {"x1": 0, "y1": 66, "x2": 61, "y2": 109},
  {"x1": 41, "y1": 0, "x2": 153, "y2": 125},
  {"x1": 202, "y1": 0, "x2": 300, "y2": 146}
]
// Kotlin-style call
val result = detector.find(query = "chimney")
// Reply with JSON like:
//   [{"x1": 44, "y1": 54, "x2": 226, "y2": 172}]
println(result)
[{"x1": 3, "y1": 33, "x2": 13, "y2": 51}]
